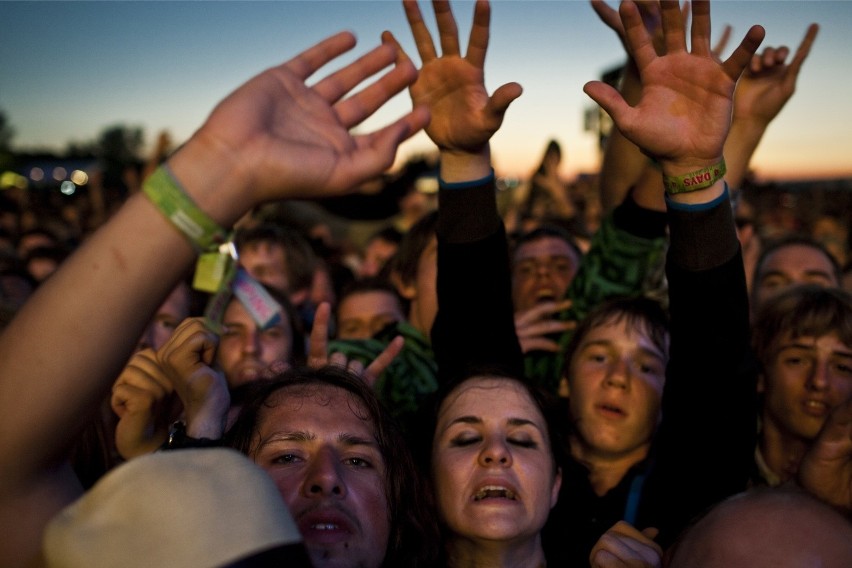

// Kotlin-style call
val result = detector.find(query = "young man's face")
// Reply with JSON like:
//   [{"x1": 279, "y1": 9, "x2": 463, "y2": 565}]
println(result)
[
  {"x1": 251, "y1": 385, "x2": 390, "y2": 568},
  {"x1": 336, "y1": 290, "x2": 405, "y2": 340},
  {"x1": 754, "y1": 244, "x2": 838, "y2": 311},
  {"x1": 217, "y1": 298, "x2": 292, "y2": 387},
  {"x1": 760, "y1": 332, "x2": 852, "y2": 442},
  {"x1": 136, "y1": 283, "x2": 190, "y2": 352},
  {"x1": 567, "y1": 317, "x2": 667, "y2": 463},
  {"x1": 512, "y1": 236, "x2": 580, "y2": 313},
  {"x1": 396, "y1": 235, "x2": 437, "y2": 338}
]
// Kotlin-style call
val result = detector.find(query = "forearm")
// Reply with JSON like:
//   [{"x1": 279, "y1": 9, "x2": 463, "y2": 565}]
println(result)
[{"x1": 723, "y1": 118, "x2": 768, "y2": 190}]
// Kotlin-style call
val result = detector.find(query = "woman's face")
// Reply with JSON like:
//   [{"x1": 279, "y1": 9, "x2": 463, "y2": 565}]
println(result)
[{"x1": 431, "y1": 377, "x2": 561, "y2": 544}]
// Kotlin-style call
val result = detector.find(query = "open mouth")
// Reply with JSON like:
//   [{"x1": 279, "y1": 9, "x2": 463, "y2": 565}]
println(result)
[
  {"x1": 473, "y1": 485, "x2": 517, "y2": 501},
  {"x1": 597, "y1": 403, "x2": 626, "y2": 417}
]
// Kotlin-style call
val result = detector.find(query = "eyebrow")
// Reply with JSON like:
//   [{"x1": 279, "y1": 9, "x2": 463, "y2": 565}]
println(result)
[
  {"x1": 777, "y1": 343, "x2": 852, "y2": 359},
  {"x1": 444, "y1": 415, "x2": 542, "y2": 431},
  {"x1": 258, "y1": 430, "x2": 379, "y2": 449},
  {"x1": 580, "y1": 339, "x2": 666, "y2": 362}
]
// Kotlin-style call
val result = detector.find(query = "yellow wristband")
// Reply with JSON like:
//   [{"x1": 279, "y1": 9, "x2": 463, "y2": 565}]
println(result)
[
  {"x1": 663, "y1": 159, "x2": 727, "y2": 195},
  {"x1": 143, "y1": 166, "x2": 229, "y2": 252}
]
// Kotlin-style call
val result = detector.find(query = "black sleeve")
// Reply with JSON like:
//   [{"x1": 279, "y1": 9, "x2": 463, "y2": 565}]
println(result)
[{"x1": 431, "y1": 178, "x2": 524, "y2": 386}]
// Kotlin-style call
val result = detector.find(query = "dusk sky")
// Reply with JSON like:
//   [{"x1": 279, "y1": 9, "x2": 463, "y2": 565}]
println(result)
[{"x1": 3, "y1": 0, "x2": 851, "y2": 181}]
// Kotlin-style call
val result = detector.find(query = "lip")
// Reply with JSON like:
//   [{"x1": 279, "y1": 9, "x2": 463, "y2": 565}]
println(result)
[
  {"x1": 801, "y1": 398, "x2": 830, "y2": 418},
  {"x1": 296, "y1": 506, "x2": 358, "y2": 545},
  {"x1": 595, "y1": 401, "x2": 627, "y2": 419},
  {"x1": 471, "y1": 477, "x2": 521, "y2": 503}
]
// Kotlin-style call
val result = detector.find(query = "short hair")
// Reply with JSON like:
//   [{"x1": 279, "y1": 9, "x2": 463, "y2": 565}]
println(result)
[
  {"x1": 390, "y1": 211, "x2": 438, "y2": 289},
  {"x1": 510, "y1": 224, "x2": 583, "y2": 264},
  {"x1": 752, "y1": 284, "x2": 852, "y2": 369},
  {"x1": 562, "y1": 296, "x2": 671, "y2": 379},
  {"x1": 227, "y1": 282, "x2": 306, "y2": 366},
  {"x1": 753, "y1": 235, "x2": 841, "y2": 285},
  {"x1": 235, "y1": 223, "x2": 317, "y2": 294},
  {"x1": 337, "y1": 277, "x2": 406, "y2": 316},
  {"x1": 224, "y1": 366, "x2": 440, "y2": 568}
]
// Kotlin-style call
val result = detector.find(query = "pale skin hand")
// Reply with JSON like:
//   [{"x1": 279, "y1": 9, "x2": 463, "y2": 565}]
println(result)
[
  {"x1": 308, "y1": 302, "x2": 404, "y2": 389},
  {"x1": 383, "y1": 0, "x2": 522, "y2": 179},
  {"x1": 111, "y1": 349, "x2": 180, "y2": 459},
  {"x1": 798, "y1": 394, "x2": 852, "y2": 515},
  {"x1": 724, "y1": 24, "x2": 818, "y2": 188},
  {"x1": 169, "y1": 31, "x2": 431, "y2": 224},
  {"x1": 156, "y1": 318, "x2": 232, "y2": 439},
  {"x1": 590, "y1": 521, "x2": 663, "y2": 568},
  {"x1": 514, "y1": 300, "x2": 575, "y2": 354},
  {"x1": 584, "y1": 0, "x2": 764, "y2": 176}
]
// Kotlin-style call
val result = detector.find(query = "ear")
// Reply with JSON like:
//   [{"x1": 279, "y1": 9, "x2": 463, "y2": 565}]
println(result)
[
  {"x1": 550, "y1": 467, "x2": 563, "y2": 509},
  {"x1": 390, "y1": 270, "x2": 416, "y2": 301}
]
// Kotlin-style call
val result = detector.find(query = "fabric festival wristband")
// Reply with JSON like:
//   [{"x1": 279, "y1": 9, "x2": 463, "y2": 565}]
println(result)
[
  {"x1": 143, "y1": 165, "x2": 229, "y2": 252},
  {"x1": 663, "y1": 159, "x2": 727, "y2": 195}
]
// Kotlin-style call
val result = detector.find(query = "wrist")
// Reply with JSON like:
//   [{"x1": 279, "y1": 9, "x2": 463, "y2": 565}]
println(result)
[
  {"x1": 166, "y1": 132, "x2": 253, "y2": 229},
  {"x1": 439, "y1": 146, "x2": 492, "y2": 183},
  {"x1": 662, "y1": 158, "x2": 727, "y2": 204}
]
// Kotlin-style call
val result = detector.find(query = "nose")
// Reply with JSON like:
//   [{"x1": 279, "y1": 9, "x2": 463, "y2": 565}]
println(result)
[
  {"x1": 241, "y1": 329, "x2": 260, "y2": 355},
  {"x1": 478, "y1": 436, "x2": 512, "y2": 468},
  {"x1": 603, "y1": 357, "x2": 630, "y2": 390},
  {"x1": 136, "y1": 323, "x2": 154, "y2": 352},
  {"x1": 302, "y1": 447, "x2": 347, "y2": 498},
  {"x1": 806, "y1": 358, "x2": 830, "y2": 392}
]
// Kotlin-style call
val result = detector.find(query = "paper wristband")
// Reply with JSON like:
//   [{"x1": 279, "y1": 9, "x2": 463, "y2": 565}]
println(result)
[
  {"x1": 663, "y1": 159, "x2": 727, "y2": 195},
  {"x1": 143, "y1": 166, "x2": 229, "y2": 252}
]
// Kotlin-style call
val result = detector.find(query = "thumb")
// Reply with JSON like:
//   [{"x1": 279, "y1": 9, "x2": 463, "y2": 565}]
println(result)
[{"x1": 488, "y1": 82, "x2": 523, "y2": 118}]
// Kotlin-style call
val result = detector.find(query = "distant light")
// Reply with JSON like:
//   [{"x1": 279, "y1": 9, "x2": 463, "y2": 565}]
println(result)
[
  {"x1": 30, "y1": 167, "x2": 44, "y2": 182},
  {"x1": 1, "y1": 171, "x2": 28, "y2": 189},
  {"x1": 53, "y1": 166, "x2": 67, "y2": 181},
  {"x1": 70, "y1": 170, "x2": 89, "y2": 185},
  {"x1": 60, "y1": 181, "x2": 76, "y2": 195}
]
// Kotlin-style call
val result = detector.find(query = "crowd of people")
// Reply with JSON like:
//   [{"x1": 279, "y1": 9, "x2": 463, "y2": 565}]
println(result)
[{"x1": 2, "y1": 1, "x2": 852, "y2": 567}]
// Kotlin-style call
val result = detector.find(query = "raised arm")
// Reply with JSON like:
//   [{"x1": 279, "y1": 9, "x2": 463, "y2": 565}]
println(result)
[
  {"x1": 724, "y1": 23, "x2": 819, "y2": 189},
  {"x1": 0, "y1": 32, "x2": 427, "y2": 567}
]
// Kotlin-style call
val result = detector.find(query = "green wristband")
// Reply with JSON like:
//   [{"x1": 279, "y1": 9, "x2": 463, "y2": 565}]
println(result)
[
  {"x1": 663, "y1": 159, "x2": 727, "y2": 195},
  {"x1": 143, "y1": 166, "x2": 228, "y2": 251}
]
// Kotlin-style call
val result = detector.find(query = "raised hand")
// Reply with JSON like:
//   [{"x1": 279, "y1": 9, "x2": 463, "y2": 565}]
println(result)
[
  {"x1": 733, "y1": 24, "x2": 818, "y2": 126},
  {"x1": 383, "y1": 0, "x2": 522, "y2": 155},
  {"x1": 111, "y1": 349, "x2": 180, "y2": 459},
  {"x1": 157, "y1": 318, "x2": 230, "y2": 439},
  {"x1": 171, "y1": 32, "x2": 430, "y2": 211},
  {"x1": 307, "y1": 302, "x2": 405, "y2": 388},
  {"x1": 584, "y1": 0, "x2": 764, "y2": 174},
  {"x1": 798, "y1": 394, "x2": 852, "y2": 514},
  {"x1": 514, "y1": 300, "x2": 575, "y2": 354}
]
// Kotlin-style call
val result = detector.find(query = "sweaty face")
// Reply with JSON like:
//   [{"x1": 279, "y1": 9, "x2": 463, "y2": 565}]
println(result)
[
  {"x1": 336, "y1": 290, "x2": 405, "y2": 340},
  {"x1": 567, "y1": 318, "x2": 667, "y2": 463},
  {"x1": 760, "y1": 333, "x2": 852, "y2": 442},
  {"x1": 431, "y1": 377, "x2": 561, "y2": 544},
  {"x1": 251, "y1": 386, "x2": 390, "y2": 568},
  {"x1": 512, "y1": 236, "x2": 580, "y2": 312},
  {"x1": 217, "y1": 299, "x2": 292, "y2": 388},
  {"x1": 240, "y1": 241, "x2": 290, "y2": 294},
  {"x1": 754, "y1": 245, "x2": 838, "y2": 311}
]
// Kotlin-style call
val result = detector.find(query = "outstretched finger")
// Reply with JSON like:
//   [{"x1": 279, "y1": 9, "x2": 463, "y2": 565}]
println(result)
[
  {"x1": 584, "y1": 80, "x2": 635, "y2": 133},
  {"x1": 364, "y1": 335, "x2": 404, "y2": 388},
  {"x1": 660, "y1": 0, "x2": 687, "y2": 54},
  {"x1": 307, "y1": 302, "x2": 332, "y2": 368},
  {"x1": 486, "y1": 82, "x2": 524, "y2": 121},
  {"x1": 466, "y1": 0, "x2": 491, "y2": 69},
  {"x1": 722, "y1": 24, "x2": 766, "y2": 81},
  {"x1": 283, "y1": 31, "x2": 357, "y2": 81},
  {"x1": 620, "y1": 1, "x2": 657, "y2": 71},
  {"x1": 785, "y1": 23, "x2": 819, "y2": 86},
  {"x1": 712, "y1": 24, "x2": 732, "y2": 58},
  {"x1": 335, "y1": 56, "x2": 418, "y2": 127},
  {"x1": 690, "y1": 0, "x2": 712, "y2": 56},
  {"x1": 403, "y1": 0, "x2": 438, "y2": 62},
  {"x1": 314, "y1": 42, "x2": 395, "y2": 105},
  {"x1": 433, "y1": 0, "x2": 461, "y2": 57},
  {"x1": 382, "y1": 30, "x2": 415, "y2": 69},
  {"x1": 591, "y1": 0, "x2": 624, "y2": 37}
]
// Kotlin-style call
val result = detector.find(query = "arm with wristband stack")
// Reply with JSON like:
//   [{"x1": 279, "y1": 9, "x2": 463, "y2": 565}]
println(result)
[{"x1": 0, "y1": 32, "x2": 428, "y2": 567}]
